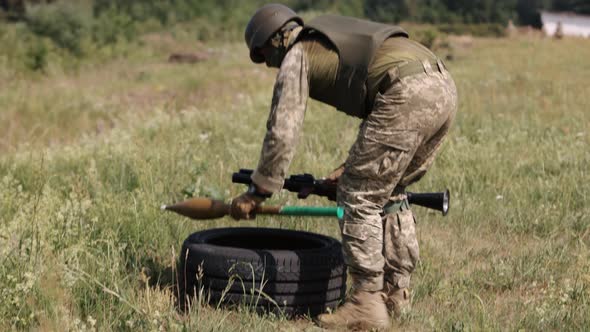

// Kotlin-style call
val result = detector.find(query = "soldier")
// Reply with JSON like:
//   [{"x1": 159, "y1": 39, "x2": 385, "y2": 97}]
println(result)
[{"x1": 231, "y1": 4, "x2": 458, "y2": 330}]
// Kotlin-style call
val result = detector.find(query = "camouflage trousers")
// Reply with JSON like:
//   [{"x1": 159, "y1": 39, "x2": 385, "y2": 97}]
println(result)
[{"x1": 337, "y1": 62, "x2": 458, "y2": 292}]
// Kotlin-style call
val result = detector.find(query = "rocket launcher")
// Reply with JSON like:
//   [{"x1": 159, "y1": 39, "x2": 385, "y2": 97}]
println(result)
[
  {"x1": 161, "y1": 197, "x2": 344, "y2": 220},
  {"x1": 232, "y1": 169, "x2": 450, "y2": 216}
]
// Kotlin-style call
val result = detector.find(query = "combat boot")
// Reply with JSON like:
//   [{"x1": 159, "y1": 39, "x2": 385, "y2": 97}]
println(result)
[
  {"x1": 383, "y1": 283, "x2": 411, "y2": 316},
  {"x1": 316, "y1": 289, "x2": 390, "y2": 331}
]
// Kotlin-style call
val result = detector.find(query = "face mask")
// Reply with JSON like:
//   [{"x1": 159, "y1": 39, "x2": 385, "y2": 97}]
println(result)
[
  {"x1": 264, "y1": 47, "x2": 286, "y2": 68},
  {"x1": 264, "y1": 29, "x2": 290, "y2": 68}
]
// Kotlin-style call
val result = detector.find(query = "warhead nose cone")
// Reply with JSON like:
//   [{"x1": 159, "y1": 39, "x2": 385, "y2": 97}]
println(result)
[{"x1": 162, "y1": 197, "x2": 230, "y2": 220}]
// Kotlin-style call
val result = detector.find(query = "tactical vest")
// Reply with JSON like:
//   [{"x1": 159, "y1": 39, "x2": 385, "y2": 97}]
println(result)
[{"x1": 297, "y1": 15, "x2": 409, "y2": 118}]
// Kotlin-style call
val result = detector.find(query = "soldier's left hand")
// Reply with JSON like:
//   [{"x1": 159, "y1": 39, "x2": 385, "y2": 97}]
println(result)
[{"x1": 230, "y1": 192, "x2": 265, "y2": 220}]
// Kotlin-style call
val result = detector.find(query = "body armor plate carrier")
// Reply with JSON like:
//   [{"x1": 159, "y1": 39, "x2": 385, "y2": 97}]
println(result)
[{"x1": 297, "y1": 15, "x2": 409, "y2": 118}]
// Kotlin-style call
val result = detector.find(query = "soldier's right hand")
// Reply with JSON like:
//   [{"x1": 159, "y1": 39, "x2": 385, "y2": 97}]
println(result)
[{"x1": 230, "y1": 192, "x2": 265, "y2": 220}]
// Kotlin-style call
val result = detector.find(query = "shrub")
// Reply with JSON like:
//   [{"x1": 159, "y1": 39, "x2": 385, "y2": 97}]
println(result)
[
  {"x1": 0, "y1": 0, "x2": 26, "y2": 21},
  {"x1": 415, "y1": 27, "x2": 440, "y2": 49},
  {"x1": 404, "y1": 24, "x2": 444, "y2": 49},
  {"x1": 24, "y1": 39, "x2": 47, "y2": 71},
  {"x1": 92, "y1": 7, "x2": 136, "y2": 45},
  {"x1": 25, "y1": 2, "x2": 88, "y2": 56}
]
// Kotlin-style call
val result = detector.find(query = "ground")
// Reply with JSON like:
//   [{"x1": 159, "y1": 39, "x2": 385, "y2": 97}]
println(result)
[{"x1": 0, "y1": 31, "x2": 589, "y2": 331}]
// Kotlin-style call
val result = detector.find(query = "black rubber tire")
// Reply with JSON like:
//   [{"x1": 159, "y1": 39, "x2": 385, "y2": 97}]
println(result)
[
  {"x1": 201, "y1": 275, "x2": 346, "y2": 294},
  {"x1": 177, "y1": 227, "x2": 347, "y2": 317},
  {"x1": 206, "y1": 286, "x2": 346, "y2": 306},
  {"x1": 181, "y1": 227, "x2": 345, "y2": 281}
]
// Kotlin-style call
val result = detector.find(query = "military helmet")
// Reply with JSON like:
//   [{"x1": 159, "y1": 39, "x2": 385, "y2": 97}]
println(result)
[{"x1": 244, "y1": 4, "x2": 303, "y2": 63}]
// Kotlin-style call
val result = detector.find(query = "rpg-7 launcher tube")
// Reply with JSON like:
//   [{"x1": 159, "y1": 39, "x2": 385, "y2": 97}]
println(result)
[{"x1": 233, "y1": 169, "x2": 450, "y2": 215}]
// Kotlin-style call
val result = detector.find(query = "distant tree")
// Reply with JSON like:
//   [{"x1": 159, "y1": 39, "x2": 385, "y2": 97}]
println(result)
[
  {"x1": 1, "y1": 0, "x2": 57, "y2": 21},
  {"x1": 0, "y1": 0, "x2": 25, "y2": 20},
  {"x1": 441, "y1": 0, "x2": 518, "y2": 24},
  {"x1": 517, "y1": 0, "x2": 550, "y2": 27},
  {"x1": 363, "y1": 0, "x2": 409, "y2": 23},
  {"x1": 362, "y1": 0, "x2": 520, "y2": 24},
  {"x1": 552, "y1": 0, "x2": 590, "y2": 14},
  {"x1": 286, "y1": 0, "x2": 364, "y2": 17}
]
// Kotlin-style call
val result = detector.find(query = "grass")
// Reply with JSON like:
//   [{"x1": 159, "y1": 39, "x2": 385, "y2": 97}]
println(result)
[{"x1": 0, "y1": 21, "x2": 589, "y2": 331}]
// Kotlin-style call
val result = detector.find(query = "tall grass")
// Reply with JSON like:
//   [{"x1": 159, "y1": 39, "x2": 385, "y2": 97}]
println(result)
[{"x1": 0, "y1": 30, "x2": 589, "y2": 331}]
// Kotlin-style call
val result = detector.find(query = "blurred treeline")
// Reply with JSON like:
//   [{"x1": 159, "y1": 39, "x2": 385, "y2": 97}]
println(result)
[
  {"x1": 0, "y1": 0, "x2": 587, "y2": 71},
  {"x1": 363, "y1": 0, "x2": 589, "y2": 26},
  {"x1": 3, "y1": 0, "x2": 589, "y2": 26}
]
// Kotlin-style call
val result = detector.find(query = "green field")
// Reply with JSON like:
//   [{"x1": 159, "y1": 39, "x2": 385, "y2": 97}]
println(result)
[{"x1": 1, "y1": 25, "x2": 589, "y2": 331}]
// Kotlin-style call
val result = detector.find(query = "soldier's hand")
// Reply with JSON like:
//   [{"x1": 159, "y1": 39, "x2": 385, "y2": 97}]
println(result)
[
  {"x1": 325, "y1": 163, "x2": 345, "y2": 183},
  {"x1": 230, "y1": 192, "x2": 265, "y2": 220}
]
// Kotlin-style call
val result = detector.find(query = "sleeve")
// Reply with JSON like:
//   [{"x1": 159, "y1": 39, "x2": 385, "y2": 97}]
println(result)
[{"x1": 251, "y1": 43, "x2": 310, "y2": 193}]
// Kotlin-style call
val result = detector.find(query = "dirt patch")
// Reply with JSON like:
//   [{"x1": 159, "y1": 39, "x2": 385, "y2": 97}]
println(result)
[{"x1": 168, "y1": 52, "x2": 209, "y2": 64}]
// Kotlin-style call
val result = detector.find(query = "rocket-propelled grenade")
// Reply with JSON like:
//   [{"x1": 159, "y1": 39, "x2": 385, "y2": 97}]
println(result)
[{"x1": 162, "y1": 197, "x2": 344, "y2": 220}]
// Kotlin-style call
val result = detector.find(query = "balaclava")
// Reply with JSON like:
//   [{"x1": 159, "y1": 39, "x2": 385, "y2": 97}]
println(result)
[{"x1": 264, "y1": 22, "x2": 303, "y2": 68}]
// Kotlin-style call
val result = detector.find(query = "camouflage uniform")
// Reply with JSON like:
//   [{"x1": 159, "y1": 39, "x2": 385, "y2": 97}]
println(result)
[
  {"x1": 251, "y1": 35, "x2": 458, "y2": 293},
  {"x1": 339, "y1": 64, "x2": 457, "y2": 291}
]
